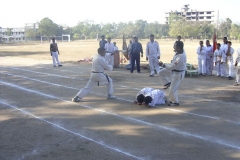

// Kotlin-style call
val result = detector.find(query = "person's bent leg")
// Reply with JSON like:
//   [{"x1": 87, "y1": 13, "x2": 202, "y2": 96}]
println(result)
[
  {"x1": 75, "y1": 78, "x2": 95, "y2": 99},
  {"x1": 159, "y1": 68, "x2": 171, "y2": 86}
]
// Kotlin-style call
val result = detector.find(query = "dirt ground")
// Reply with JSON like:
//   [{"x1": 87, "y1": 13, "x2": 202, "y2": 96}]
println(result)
[{"x1": 0, "y1": 41, "x2": 240, "y2": 160}]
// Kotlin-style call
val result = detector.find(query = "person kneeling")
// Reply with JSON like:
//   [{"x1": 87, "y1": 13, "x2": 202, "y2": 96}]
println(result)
[
  {"x1": 134, "y1": 87, "x2": 154, "y2": 105},
  {"x1": 143, "y1": 89, "x2": 167, "y2": 108}
]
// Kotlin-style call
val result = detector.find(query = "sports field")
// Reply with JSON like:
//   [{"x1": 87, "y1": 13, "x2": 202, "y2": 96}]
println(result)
[{"x1": 0, "y1": 40, "x2": 240, "y2": 160}]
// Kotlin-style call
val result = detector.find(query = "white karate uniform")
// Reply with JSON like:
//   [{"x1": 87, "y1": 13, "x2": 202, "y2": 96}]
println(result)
[
  {"x1": 213, "y1": 49, "x2": 224, "y2": 76},
  {"x1": 136, "y1": 87, "x2": 154, "y2": 99},
  {"x1": 225, "y1": 47, "x2": 234, "y2": 77},
  {"x1": 206, "y1": 45, "x2": 213, "y2": 75},
  {"x1": 221, "y1": 43, "x2": 228, "y2": 76},
  {"x1": 105, "y1": 42, "x2": 115, "y2": 66},
  {"x1": 75, "y1": 54, "x2": 113, "y2": 98},
  {"x1": 235, "y1": 48, "x2": 240, "y2": 83},
  {"x1": 158, "y1": 51, "x2": 187, "y2": 104},
  {"x1": 197, "y1": 46, "x2": 207, "y2": 74},
  {"x1": 146, "y1": 41, "x2": 161, "y2": 75},
  {"x1": 145, "y1": 89, "x2": 166, "y2": 107}
]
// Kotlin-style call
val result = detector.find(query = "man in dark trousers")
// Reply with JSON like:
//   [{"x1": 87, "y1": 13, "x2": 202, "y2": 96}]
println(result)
[
  {"x1": 130, "y1": 36, "x2": 143, "y2": 73},
  {"x1": 99, "y1": 35, "x2": 107, "y2": 48}
]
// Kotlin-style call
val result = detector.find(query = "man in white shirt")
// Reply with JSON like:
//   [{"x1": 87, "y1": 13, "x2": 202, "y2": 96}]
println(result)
[
  {"x1": 143, "y1": 89, "x2": 166, "y2": 108},
  {"x1": 146, "y1": 34, "x2": 161, "y2": 77},
  {"x1": 205, "y1": 40, "x2": 213, "y2": 75},
  {"x1": 72, "y1": 48, "x2": 115, "y2": 102},
  {"x1": 226, "y1": 41, "x2": 235, "y2": 80},
  {"x1": 234, "y1": 47, "x2": 240, "y2": 86},
  {"x1": 197, "y1": 41, "x2": 207, "y2": 75},
  {"x1": 134, "y1": 87, "x2": 154, "y2": 105},
  {"x1": 158, "y1": 41, "x2": 186, "y2": 106},
  {"x1": 104, "y1": 37, "x2": 115, "y2": 66},
  {"x1": 213, "y1": 43, "x2": 224, "y2": 77}
]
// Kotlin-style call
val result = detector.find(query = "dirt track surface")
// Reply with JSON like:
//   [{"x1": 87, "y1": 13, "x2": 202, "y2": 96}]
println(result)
[{"x1": 0, "y1": 56, "x2": 240, "y2": 160}]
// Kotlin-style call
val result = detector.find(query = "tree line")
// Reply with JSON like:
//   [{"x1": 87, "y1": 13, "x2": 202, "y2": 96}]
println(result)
[{"x1": 25, "y1": 17, "x2": 240, "y2": 41}]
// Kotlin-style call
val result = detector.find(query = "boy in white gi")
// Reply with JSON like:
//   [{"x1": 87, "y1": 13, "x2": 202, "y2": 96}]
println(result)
[
  {"x1": 50, "y1": 38, "x2": 63, "y2": 67},
  {"x1": 197, "y1": 41, "x2": 206, "y2": 75},
  {"x1": 158, "y1": 41, "x2": 186, "y2": 106},
  {"x1": 213, "y1": 43, "x2": 224, "y2": 77},
  {"x1": 234, "y1": 47, "x2": 240, "y2": 86},
  {"x1": 134, "y1": 87, "x2": 154, "y2": 105},
  {"x1": 105, "y1": 37, "x2": 115, "y2": 66},
  {"x1": 225, "y1": 41, "x2": 234, "y2": 80},
  {"x1": 205, "y1": 40, "x2": 213, "y2": 75},
  {"x1": 72, "y1": 48, "x2": 115, "y2": 102},
  {"x1": 221, "y1": 37, "x2": 228, "y2": 77},
  {"x1": 146, "y1": 34, "x2": 161, "y2": 77},
  {"x1": 143, "y1": 89, "x2": 166, "y2": 108}
]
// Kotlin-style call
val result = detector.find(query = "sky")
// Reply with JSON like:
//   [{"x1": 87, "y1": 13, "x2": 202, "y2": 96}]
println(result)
[{"x1": 1, "y1": 0, "x2": 240, "y2": 28}]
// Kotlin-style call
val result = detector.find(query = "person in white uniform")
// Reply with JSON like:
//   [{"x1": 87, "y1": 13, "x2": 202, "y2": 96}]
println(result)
[
  {"x1": 234, "y1": 47, "x2": 240, "y2": 86},
  {"x1": 213, "y1": 43, "x2": 224, "y2": 77},
  {"x1": 221, "y1": 37, "x2": 228, "y2": 77},
  {"x1": 72, "y1": 48, "x2": 115, "y2": 102},
  {"x1": 143, "y1": 89, "x2": 166, "y2": 108},
  {"x1": 146, "y1": 34, "x2": 161, "y2": 77},
  {"x1": 104, "y1": 37, "x2": 115, "y2": 65},
  {"x1": 50, "y1": 38, "x2": 62, "y2": 67},
  {"x1": 205, "y1": 40, "x2": 213, "y2": 75},
  {"x1": 197, "y1": 41, "x2": 206, "y2": 75},
  {"x1": 158, "y1": 41, "x2": 186, "y2": 106},
  {"x1": 225, "y1": 41, "x2": 234, "y2": 80},
  {"x1": 134, "y1": 87, "x2": 154, "y2": 105}
]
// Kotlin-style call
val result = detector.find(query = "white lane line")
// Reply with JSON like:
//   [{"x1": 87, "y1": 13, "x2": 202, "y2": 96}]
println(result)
[
  {"x1": 1, "y1": 80, "x2": 240, "y2": 150},
  {"x1": 0, "y1": 100, "x2": 143, "y2": 160},
  {"x1": 1, "y1": 66, "x2": 82, "y2": 80},
  {"x1": 1, "y1": 71, "x2": 239, "y2": 125}
]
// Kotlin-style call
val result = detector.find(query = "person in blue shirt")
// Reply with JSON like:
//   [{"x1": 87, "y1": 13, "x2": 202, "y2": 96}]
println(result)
[
  {"x1": 99, "y1": 35, "x2": 107, "y2": 48},
  {"x1": 130, "y1": 36, "x2": 143, "y2": 73}
]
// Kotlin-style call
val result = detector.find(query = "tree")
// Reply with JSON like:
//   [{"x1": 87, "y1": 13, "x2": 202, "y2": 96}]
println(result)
[
  {"x1": 73, "y1": 33, "x2": 80, "y2": 40},
  {"x1": 218, "y1": 18, "x2": 232, "y2": 38},
  {"x1": 25, "y1": 28, "x2": 37, "y2": 40},
  {"x1": 230, "y1": 24, "x2": 240, "y2": 40},
  {"x1": 6, "y1": 28, "x2": 12, "y2": 36},
  {"x1": 38, "y1": 17, "x2": 58, "y2": 37}
]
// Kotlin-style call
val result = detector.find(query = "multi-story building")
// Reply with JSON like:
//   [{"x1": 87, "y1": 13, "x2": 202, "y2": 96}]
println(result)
[
  {"x1": 165, "y1": 4, "x2": 214, "y2": 24},
  {"x1": 0, "y1": 28, "x2": 25, "y2": 42}
]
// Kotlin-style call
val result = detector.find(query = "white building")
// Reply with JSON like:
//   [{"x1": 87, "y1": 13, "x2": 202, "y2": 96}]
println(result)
[
  {"x1": 165, "y1": 4, "x2": 214, "y2": 24},
  {"x1": 0, "y1": 28, "x2": 25, "y2": 42}
]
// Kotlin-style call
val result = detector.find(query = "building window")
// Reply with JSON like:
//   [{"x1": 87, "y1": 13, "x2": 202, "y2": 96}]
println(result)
[
  {"x1": 200, "y1": 12, "x2": 204, "y2": 14},
  {"x1": 192, "y1": 17, "x2": 196, "y2": 19},
  {"x1": 187, "y1": 12, "x2": 191, "y2": 15},
  {"x1": 199, "y1": 17, "x2": 204, "y2": 19},
  {"x1": 192, "y1": 12, "x2": 196, "y2": 14},
  {"x1": 207, "y1": 16, "x2": 211, "y2": 19},
  {"x1": 187, "y1": 17, "x2": 191, "y2": 20},
  {"x1": 207, "y1": 12, "x2": 211, "y2": 14}
]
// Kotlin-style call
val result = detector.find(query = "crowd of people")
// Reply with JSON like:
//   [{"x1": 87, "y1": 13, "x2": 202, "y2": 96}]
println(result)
[
  {"x1": 197, "y1": 37, "x2": 240, "y2": 86},
  {"x1": 48, "y1": 34, "x2": 239, "y2": 107}
]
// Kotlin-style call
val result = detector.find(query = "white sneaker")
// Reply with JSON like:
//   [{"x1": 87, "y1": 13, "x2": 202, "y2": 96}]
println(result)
[
  {"x1": 233, "y1": 82, "x2": 239, "y2": 86},
  {"x1": 72, "y1": 96, "x2": 81, "y2": 102},
  {"x1": 107, "y1": 94, "x2": 115, "y2": 99}
]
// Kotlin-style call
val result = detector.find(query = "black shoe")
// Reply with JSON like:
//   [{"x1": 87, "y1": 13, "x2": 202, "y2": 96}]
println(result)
[
  {"x1": 199, "y1": 73, "x2": 202, "y2": 75},
  {"x1": 228, "y1": 76, "x2": 233, "y2": 80},
  {"x1": 169, "y1": 103, "x2": 179, "y2": 106},
  {"x1": 163, "y1": 82, "x2": 171, "y2": 89},
  {"x1": 149, "y1": 75, "x2": 154, "y2": 77},
  {"x1": 58, "y1": 64, "x2": 63, "y2": 67},
  {"x1": 53, "y1": 65, "x2": 56, "y2": 67}
]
